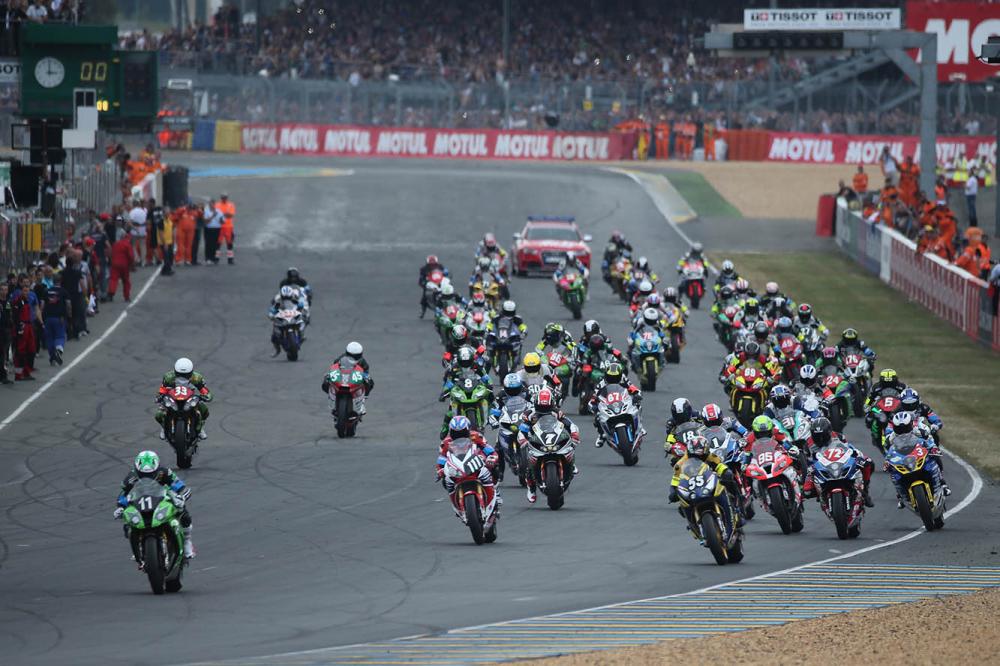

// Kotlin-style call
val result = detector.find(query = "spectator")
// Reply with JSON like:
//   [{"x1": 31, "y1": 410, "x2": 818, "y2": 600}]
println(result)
[
  {"x1": 145, "y1": 197, "x2": 159, "y2": 267},
  {"x1": 989, "y1": 262, "x2": 1000, "y2": 315},
  {"x1": 158, "y1": 205, "x2": 175, "y2": 276},
  {"x1": 42, "y1": 272, "x2": 69, "y2": 366},
  {"x1": 128, "y1": 199, "x2": 148, "y2": 267},
  {"x1": 25, "y1": 0, "x2": 46, "y2": 23},
  {"x1": 88, "y1": 214, "x2": 111, "y2": 301},
  {"x1": 108, "y1": 229, "x2": 134, "y2": 302},
  {"x1": 965, "y1": 169, "x2": 979, "y2": 228},
  {"x1": 203, "y1": 198, "x2": 223, "y2": 265},
  {"x1": 880, "y1": 147, "x2": 899, "y2": 186},
  {"x1": 852, "y1": 164, "x2": 868, "y2": 196},
  {"x1": 63, "y1": 250, "x2": 88, "y2": 339},
  {"x1": 0, "y1": 283, "x2": 12, "y2": 384},
  {"x1": 11, "y1": 280, "x2": 37, "y2": 380},
  {"x1": 174, "y1": 203, "x2": 196, "y2": 266},
  {"x1": 955, "y1": 228, "x2": 991, "y2": 279}
]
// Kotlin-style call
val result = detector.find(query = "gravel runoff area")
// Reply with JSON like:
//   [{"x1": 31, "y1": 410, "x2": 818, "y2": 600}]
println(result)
[{"x1": 512, "y1": 587, "x2": 1000, "y2": 665}]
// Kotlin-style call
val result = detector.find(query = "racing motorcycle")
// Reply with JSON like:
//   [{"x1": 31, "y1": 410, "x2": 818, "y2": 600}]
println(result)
[
  {"x1": 442, "y1": 437, "x2": 499, "y2": 544},
  {"x1": 522, "y1": 414, "x2": 577, "y2": 510},
  {"x1": 593, "y1": 386, "x2": 644, "y2": 466},
  {"x1": 446, "y1": 371, "x2": 492, "y2": 431},
  {"x1": 487, "y1": 317, "x2": 522, "y2": 381},
  {"x1": 327, "y1": 362, "x2": 367, "y2": 438},
  {"x1": 868, "y1": 391, "x2": 902, "y2": 452},
  {"x1": 158, "y1": 381, "x2": 202, "y2": 469},
  {"x1": 576, "y1": 353, "x2": 609, "y2": 415},
  {"x1": 119, "y1": 478, "x2": 187, "y2": 594},
  {"x1": 464, "y1": 310, "x2": 490, "y2": 348},
  {"x1": 631, "y1": 329, "x2": 665, "y2": 392},
  {"x1": 770, "y1": 405, "x2": 814, "y2": 462},
  {"x1": 812, "y1": 443, "x2": 866, "y2": 539},
  {"x1": 796, "y1": 325, "x2": 824, "y2": 366},
  {"x1": 728, "y1": 365, "x2": 769, "y2": 428},
  {"x1": 776, "y1": 334, "x2": 806, "y2": 383},
  {"x1": 704, "y1": 425, "x2": 755, "y2": 520},
  {"x1": 678, "y1": 259, "x2": 706, "y2": 309},
  {"x1": 494, "y1": 392, "x2": 532, "y2": 486},
  {"x1": 609, "y1": 257, "x2": 632, "y2": 301},
  {"x1": 715, "y1": 305, "x2": 742, "y2": 352},
  {"x1": 662, "y1": 303, "x2": 685, "y2": 363},
  {"x1": 842, "y1": 351, "x2": 873, "y2": 416},
  {"x1": 885, "y1": 433, "x2": 946, "y2": 531},
  {"x1": 546, "y1": 350, "x2": 575, "y2": 389},
  {"x1": 272, "y1": 308, "x2": 305, "y2": 361},
  {"x1": 435, "y1": 304, "x2": 463, "y2": 347},
  {"x1": 667, "y1": 421, "x2": 705, "y2": 464},
  {"x1": 744, "y1": 437, "x2": 804, "y2": 535},
  {"x1": 557, "y1": 269, "x2": 587, "y2": 320},
  {"x1": 421, "y1": 268, "x2": 445, "y2": 318},
  {"x1": 820, "y1": 371, "x2": 852, "y2": 433},
  {"x1": 674, "y1": 458, "x2": 745, "y2": 565}
]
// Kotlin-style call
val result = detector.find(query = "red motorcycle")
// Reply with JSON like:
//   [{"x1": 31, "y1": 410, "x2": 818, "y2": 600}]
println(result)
[
  {"x1": 744, "y1": 438, "x2": 804, "y2": 535},
  {"x1": 679, "y1": 259, "x2": 706, "y2": 309},
  {"x1": 326, "y1": 362, "x2": 368, "y2": 438},
  {"x1": 728, "y1": 365, "x2": 769, "y2": 428},
  {"x1": 777, "y1": 334, "x2": 805, "y2": 383},
  {"x1": 421, "y1": 269, "x2": 445, "y2": 318},
  {"x1": 442, "y1": 437, "x2": 499, "y2": 545},
  {"x1": 158, "y1": 382, "x2": 205, "y2": 469}
]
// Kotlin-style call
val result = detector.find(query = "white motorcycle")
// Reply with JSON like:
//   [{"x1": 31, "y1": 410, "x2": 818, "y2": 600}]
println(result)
[{"x1": 594, "y1": 385, "x2": 644, "y2": 466}]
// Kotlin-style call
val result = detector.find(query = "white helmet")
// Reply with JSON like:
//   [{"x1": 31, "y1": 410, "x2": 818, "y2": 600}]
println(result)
[
  {"x1": 636, "y1": 256, "x2": 650, "y2": 271},
  {"x1": 642, "y1": 307, "x2": 660, "y2": 326},
  {"x1": 280, "y1": 285, "x2": 296, "y2": 299},
  {"x1": 174, "y1": 357, "x2": 193, "y2": 376},
  {"x1": 441, "y1": 283, "x2": 455, "y2": 296},
  {"x1": 639, "y1": 279, "x2": 654, "y2": 294},
  {"x1": 478, "y1": 256, "x2": 491, "y2": 269},
  {"x1": 346, "y1": 342, "x2": 364, "y2": 359},
  {"x1": 501, "y1": 300, "x2": 516, "y2": 316}
]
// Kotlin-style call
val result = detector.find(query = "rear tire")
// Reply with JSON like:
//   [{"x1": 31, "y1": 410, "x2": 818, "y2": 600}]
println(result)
[
  {"x1": 668, "y1": 333, "x2": 681, "y2": 363},
  {"x1": 701, "y1": 512, "x2": 728, "y2": 565},
  {"x1": 852, "y1": 385, "x2": 865, "y2": 417},
  {"x1": 768, "y1": 485, "x2": 792, "y2": 534},
  {"x1": 913, "y1": 484, "x2": 936, "y2": 531},
  {"x1": 144, "y1": 534, "x2": 165, "y2": 595},
  {"x1": 830, "y1": 492, "x2": 849, "y2": 540},
  {"x1": 643, "y1": 359, "x2": 657, "y2": 392},
  {"x1": 464, "y1": 493, "x2": 485, "y2": 545},
  {"x1": 828, "y1": 401, "x2": 846, "y2": 433}
]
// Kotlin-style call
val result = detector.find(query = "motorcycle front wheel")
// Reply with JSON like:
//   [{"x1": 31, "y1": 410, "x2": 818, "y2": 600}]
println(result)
[
  {"x1": 830, "y1": 491, "x2": 850, "y2": 540},
  {"x1": 464, "y1": 493, "x2": 485, "y2": 544},
  {"x1": 144, "y1": 533, "x2": 166, "y2": 595},
  {"x1": 768, "y1": 485, "x2": 792, "y2": 534},
  {"x1": 701, "y1": 512, "x2": 729, "y2": 565},
  {"x1": 173, "y1": 419, "x2": 192, "y2": 469}
]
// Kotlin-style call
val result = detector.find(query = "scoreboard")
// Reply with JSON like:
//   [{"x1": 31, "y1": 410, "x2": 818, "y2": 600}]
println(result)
[{"x1": 19, "y1": 23, "x2": 158, "y2": 127}]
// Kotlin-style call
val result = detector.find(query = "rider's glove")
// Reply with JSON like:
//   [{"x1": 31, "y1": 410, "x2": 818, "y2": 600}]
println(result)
[
  {"x1": 668, "y1": 489, "x2": 679, "y2": 503},
  {"x1": 113, "y1": 507, "x2": 124, "y2": 519}
]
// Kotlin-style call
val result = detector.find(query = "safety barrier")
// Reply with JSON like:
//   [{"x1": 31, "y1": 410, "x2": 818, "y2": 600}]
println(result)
[{"x1": 834, "y1": 199, "x2": 1000, "y2": 351}]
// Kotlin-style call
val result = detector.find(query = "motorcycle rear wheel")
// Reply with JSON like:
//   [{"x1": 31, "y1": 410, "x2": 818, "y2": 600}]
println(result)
[
  {"x1": 464, "y1": 493, "x2": 485, "y2": 545},
  {"x1": 768, "y1": 485, "x2": 792, "y2": 535},
  {"x1": 144, "y1": 534, "x2": 166, "y2": 595},
  {"x1": 700, "y1": 512, "x2": 728, "y2": 565},
  {"x1": 642, "y1": 358, "x2": 657, "y2": 392}
]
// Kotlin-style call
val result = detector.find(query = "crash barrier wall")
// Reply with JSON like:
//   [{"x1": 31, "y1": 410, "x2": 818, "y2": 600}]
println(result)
[
  {"x1": 238, "y1": 123, "x2": 638, "y2": 161},
  {"x1": 834, "y1": 198, "x2": 1000, "y2": 351},
  {"x1": 213, "y1": 121, "x2": 242, "y2": 152}
]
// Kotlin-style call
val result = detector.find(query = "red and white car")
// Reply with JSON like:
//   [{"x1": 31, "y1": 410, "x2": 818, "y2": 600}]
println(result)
[{"x1": 512, "y1": 216, "x2": 592, "y2": 276}]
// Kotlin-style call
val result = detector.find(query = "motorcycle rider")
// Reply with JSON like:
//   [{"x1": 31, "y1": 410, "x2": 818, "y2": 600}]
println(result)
[
  {"x1": 884, "y1": 411, "x2": 948, "y2": 505},
  {"x1": 837, "y1": 327, "x2": 877, "y2": 361},
  {"x1": 765, "y1": 296, "x2": 796, "y2": 322},
  {"x1": 668, "y1": 434, "x2": 743, "y2": 524},
  {"x1": 536, "y1": 322, "x2": 576, "y2": 354},
  {"x1": 733, "y1": 277, "x2": 756, "y2": 304},
  {"x1": 887, "y1": 388, "x2": 947, "y2": 494},
  {"x1": 720, "y1": 340, "x2": 781, "y2": 386},
  {"x1": 741, "y1": 415, "x2": 806, "y2": 484},
  {"x1": 269, "y1": 284, "x2": 310, "y2": 355},
  {"x1": 518, "y1": 387, "x2": 580, "y2": 503},
  {"x1": 490, "y1": 300, "x2": 528, "y2": 337},
  {"x1": 628, "y1": 307, "x2": 667, "y2": 367},
  {"x1": 807, "y1": 417, "x2": 875, "y2": 507},
  {"x1": 419, "y1": 255, "x2": 449, "y2": 316},
  {"x1": 816, "y1": 345, "x2": 846, "y2": 375},
  {"x1": 796, "y1": 303, "x2": 829, "y2": 342},
  {"x1": 633, "y1": 256, "x2": 658, "y2": 283},
  {"x1": 736, "y1": 297, "x2": 765, "y2": 330},
  {"x1": 439, "y1": 346, "x2": 493, "y2": 437},
  {"x1": 628, "y1": 279, "x2": 656, "y2": 311},
  {"x1": 758, "y1": 281, "x2": 795, "y2": 315},
  {"x1": 864, "y1": 369, "x2": 907, "y2": 431},
  {"x1": 517, "y1": 351, "x2": 562, "y2": 399},
  {"x1": 607, "y1": 230, "x2": 633, "y2": 256},
  {"x1": 700, "y1": 402, "x2": 748, "y2": 438},
  {"x1": 155, "y1": 358, "x2": 212, "y2": 440},
  {"x1": 663, "y1": 397, "x2": 704, "y2": 455},
  {"x1": 790, "y1": 364, "x2": 833, "y2": 418},
  {"x1": 436, "y1": 415, "x2": 501, "y2": 495},
  {"x1": 280, "y1": 267, "x2": 312, "y2": 305},
  {"x1": 554, "y1": 251, "x2": 589, "y2": 283},
  {"x1": 323, "y1": 342, "x2": 374, "y2": 413},
  {"x1": 443, "y1": 324, "x2": 483, "y2": 367},
  {"x1": 436, "y1": 282, "x2": 466, "y2": 312},
  {"x1": 489, "y1": 372, "x2": 528, "y2": 426},
  {"x1": 751, "y1": 320, "x2": 775, "y2": 353},
  {"x1": 589, "y1": 362, "x2": 644, "y2": 447},
  {"x1": 475, "y1": 232, "x2": 508, "y2": 274},
  {"x1": 114, "y1": 450, "x2": 195, "y2": 559},
  {"x1": 675, "y1": 242, "x2": 715, "y2": 273},
  {"x1": 714, "y1": 259, "x2": 740, "y2": 294}
]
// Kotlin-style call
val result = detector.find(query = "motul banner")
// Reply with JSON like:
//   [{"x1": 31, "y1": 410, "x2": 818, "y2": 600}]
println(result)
[
  {"x1": 766, "y1": 131, "x2": 997, "y2": 164},
  {"x1": 240, "y1": 124, "x2": 634, "y2": 161},
  {"x1": 906, "y1": 1, "x2": 1000, "y2": 82}
]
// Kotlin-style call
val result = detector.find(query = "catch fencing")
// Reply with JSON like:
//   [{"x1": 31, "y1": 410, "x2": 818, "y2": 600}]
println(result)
[{"x1": 834, "y1": 199, "x2": 1000, "y2": 351}]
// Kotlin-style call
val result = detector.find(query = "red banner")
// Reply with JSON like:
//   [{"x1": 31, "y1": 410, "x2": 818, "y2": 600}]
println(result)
[
  {"x1": 240, "y1": 124, "x2": 635, "y2": 161},
  {"x1": 765, "y1": 131, "x2": 997, "y2": 165},
  {"x1": 906, "y1": 1, "x2": 1000, "y2": 83}
]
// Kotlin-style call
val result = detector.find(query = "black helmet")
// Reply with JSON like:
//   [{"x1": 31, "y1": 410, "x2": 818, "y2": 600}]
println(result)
[
  {"x1": 670, "y1": 398, "x2": 693, "y2": 424},
  {"x1": 719, "y1": 285, "x2": 735, "y2": 300},
  {"x1": 776, "y1": 316, "x2": 793, "y2": 335},
  {"x1": 287, "y1": 267, "x2": 299, "y2": 280},
  {"x1": 744, "y1": 340, "x2": 761, "y2": 358},
  {"x1": 589, "y1": 334, "x2": 605, "y2": 349},
  {"x1": 811, "y1": 416, "x2": 833, "y2": 447},
  {"x1": 798, "y1": 303, "x2": 813, "y2": 323},
  {"x1": 753, "y1": 320, "x2": 770, "y2": 342},
  {"x1": 744, "y1": 298, "x2": 760, "y2": 315},
  {"x1": 841, "y1": 328, "x2": 859, "y2": 345}
]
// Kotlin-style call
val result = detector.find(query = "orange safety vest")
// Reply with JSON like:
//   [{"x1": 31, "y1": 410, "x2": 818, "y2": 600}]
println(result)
[{"x1": 216, "y1": 201, "x2": 236, "y2": 227}]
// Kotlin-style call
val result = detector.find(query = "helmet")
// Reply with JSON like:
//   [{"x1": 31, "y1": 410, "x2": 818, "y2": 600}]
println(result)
[
  {"x1": 583, "y1": 320, "x2": 601, "y2": 337},
  {"x1": 589, "y1": 334, "x2": 605, "y2": 349},
  {"x1": 425, "y1": 255, "x2": 438, "y2": 265},
  {"x1": 751, "y1": 415, "x2": 772, "y2": 437},
  {"x1": 701, "y1": 402, "x2": 723, "y2": 426},
  {"x1": 638, "y1": 279, "x2": 654, "y2": 296},
  {"x1": 471, "y1": 292, "x2": 486, "y2": 306},
  {"x1": 687, "y1": 435, "x2": 708, "y2": 458},
  {"x1": 636, "y1": 256, "x2": 650, "y2": 272},
  {"x1": 753, "y1": 320, "x2": 770, "y2": 342},
  {"x1": 821, "y1": 346, "x2": 838, "y2": 361},
  {"x1": 477, "y1": 256, "x2": 491, "y2": 270},
  {"x1": 733, "y1": 338, "x2": 747, "y2": 354},
  {"x1": 841, "y1": 328, "x2": 859, "y2": 344},
  {"x1": 691, "y1": 242, "x2": 704, "y2": 255},
  {"x1": 605, "y1": 362, "x2": 623, "y2": 384},
  {"x1": 810, "y1": 416, "x2": 833, "y2": 447},
  {"x1": 719, "y1": 285, "x2": 735, "y2": 301},
  {"x1": 798, "y1": 303, "x2": 813, "y2": 322},
  {"x1": 565, "y1": 250, "x2": 576, "y2": 262},
  {"x1": 663, "y1": 286, "x2": 679, "y2": 303},
  {"x1": 346, "y1": 341, "x2": 364, "y2": 359},
  {"x1": 899, "y1": 387, "x2": 920, "y2": 411},
  {"x1": 444, "y1": 304, "x2": 460, "y2": 321},
  {"x1": 523, "y1": 352, "x2": 542, "y2": 373},
  {"x1": 483, "y1": 232, "x2": 497, "y2": 249},
  {"x1": 457, "y1": 345, "x2": 475, "y2": 367},
  {"x1": 535, "y1": 387, "x2": 555, "y2": 413},
  {"x1": 451, "y1": 324, "x2": 469, "y2": 344},
  {"x1": 280, "y1": 285, "x2": 296, "y2": 299},
  {"x1": 799, "y1": 364, "x2": 818, "y2": 386},
  {"x1": 744, "y1": 297, "x2": 759, "y2": 314},
  {"x1": 174, "y1": 357, "x2": 194, "y2": 378},
  {"x1": 605, "y1": 242, "x2": 618, "y2": 254},
  {"x1": 891, "y1": 410, "x2": 914, "y2": 434},
  {"x1": 503, "y1": 373, "x2": 524, "y2": 396},
  {"x1": 735, "y1": 278, "x2": 750, "y2": 294},
  {"x1": 744, "y1": 340, "x2": 761, "y2": 358},
  {"x1": 671, "y1": 397, "x2": 693, "y2": 424},
  {"x1": 501, "y1": 300, "x2": 516, "y2": 316},
  {"x1": 721, "y1": 259, "x2": 735, "y2": 275},
  {"x1": 610, "y1": 230, "x2": 624, "y2": 243},
  {"x1": 879, "y1": 368, "x2": 898, "y2": 384},
  {"x1": 776, "y1": 316, "x2": 793, "y2": 335},
  {"x1": 765, "y1": 281, "x2": 779, "y2": 296},
  {"x1": 771, "y1": 384, "x2": 791, "y2": 409},
  {"x1": 543, "y1": 322, "x2": 563, "y2": 344},
  {"x1": 134, "y1": 450, "x2": 160, "y2": 475},
  {"x1": 642, "y1": 307, "x2": 660, "y2": 327},
  {"x1": 287, "y1": 266, "x2": 300, "y2": 280},
  {"x1": 441, "y1": 283, "x2": 455, "y2": 296},
  {"x1": 448, "y1": 415, "x2": 471, "y2": 439},
  {"x1": 646, "y1": 293, "x2": 662, "y2": 308}
]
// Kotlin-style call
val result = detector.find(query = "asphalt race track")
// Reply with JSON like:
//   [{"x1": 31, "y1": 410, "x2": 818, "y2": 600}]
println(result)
[{"x1": 0, "y1": 156, "x2": 996, "y2": 666}]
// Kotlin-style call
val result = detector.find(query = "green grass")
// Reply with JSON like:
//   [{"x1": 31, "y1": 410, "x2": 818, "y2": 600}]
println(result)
[
  {"x1": 666, "y1": 170, "x2": 743, "y2": 218},
  {"x1": 717, "y1": 250, "x2": 1000, "y2": 479}
]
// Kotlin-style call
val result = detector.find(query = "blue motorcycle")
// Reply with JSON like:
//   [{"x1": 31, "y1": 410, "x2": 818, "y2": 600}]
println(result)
[{"x1": 812, "y1": 443, "x2": 866, "y2": 539}]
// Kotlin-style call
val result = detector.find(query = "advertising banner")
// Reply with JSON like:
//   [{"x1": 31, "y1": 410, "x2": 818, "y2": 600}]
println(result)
[
  {"x1": 765, "y1": 131, "x2": 996, "y2": 165},
  {"x1": 906, "y1": 1, "x2": 1000, "y2": 82},
  {"x1": 744, "y1": 8, "x2": 901, "y2": 30}
]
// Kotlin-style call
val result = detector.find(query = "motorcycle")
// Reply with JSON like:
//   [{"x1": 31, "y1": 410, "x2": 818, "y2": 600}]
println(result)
[
  {"x1": 715, "y1": 305, "x2": 742, "y2": 352},
  {"x1": 630, "y1": 329, "x2": 665, "y2": 392},
  {"x1": 770, "y1": 405, "x2": 814, "y2": 462},
  {"x1": 796, "y1": 325, "x2": 824, "y2": 366},
  {"x1": 885, "y1": 433, "x2": 946, "y2": 531},
  {"x1": 820, "y1": 371, "x2": 852, "y2": 433},
  {"x1": 557, "y1": 269, "x2": 587, "y2": 320},
  {"x1": 663, "y1": 303, "x2": 686, "y2": 363},
  {"x1": 678, "y1": 259, "x2": 706, "y2": 309},
  {"x1": 546, "y1": 350, "x2": 575, "y2": 389},
  {"x1": 576, "y1": 353, "x2": 609, "y2": 415},
  {"x1": 447, "y1": 371, "x2": 492, "y2": 431},
  {"x1": 609, "y1": 257, "x2": 632, "y2": 301},
  {"x1": 594, "y1": 386, "x2": 644, "y2": 466},
  {"x1": 728, "y1": 365, "x2": 769, "y2": 428},
  {"x1": 421, "y1": 269, "x2": 445, "y2": 318},
  {"x1": 435, "y1": 304, "x2": 463, "y2": 347},
  {"x1": 119, "y1": 478, "x2": 187, "y2": 594},
  {"x1": 843, "y1": 351, "x2": 873, "y2": 416},
  {"x1": 159, "y1": 381, "x2": 202, "y2": 469},
  {"x1": 494, "y1": 394, "x2": 532, "y2": 486},
  {"x1": 868, "y1": 391, "x2": 902, "y2": 452},
  {"x1": 674, "y1": 458, "x2": 745, "y2": 565},
  {"x1": 442, "y1": 437, "x2": 499, "y2": 544},
  {"x1": 464, "y1": 309, "x2": 490, "y2": 348},
  {"x1": 522, "y1": 414, "x2": 577, "y2": 510},
  {"x1": 744, "y1": 437, "x2": 804, "y2": 535},
  {"x1": 273, "y1": 308, "x2": 305, "y2": 361},
  {"x1": 812, "y1": 443, "x2": 866, "y2": 539},
  {"x1": 487, "y1": 317, "x2": 522, "y2": 381},
  {"x1": 327, "y1": 362, "x2": 368, "y2": 438},
  {"x1": 777, "y1": 334, "x2": 805, "y2": 383},
  {"x1": 704, "y1": 425, "x2": 755, "y2": 520},
  {"x1": 667, "y1": 421, "x2": 705, "y2": 464}
]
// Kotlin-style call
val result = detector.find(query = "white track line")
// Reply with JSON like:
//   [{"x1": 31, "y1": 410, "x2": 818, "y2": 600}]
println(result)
[{"x1": 0, "y1": 267, "x2": 160, "y2": 434}]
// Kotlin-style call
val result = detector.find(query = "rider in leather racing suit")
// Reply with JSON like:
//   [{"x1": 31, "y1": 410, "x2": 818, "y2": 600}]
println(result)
[
  {"x1": 280, "y1": 267, "x2": 312, "y2": 305},
  {"x1": 269, "y1": 284, "x2": 309, "y2": 354},
  {"x1": 156, "y1": 358, "x2": 212, "y2": 440},
  {"x1": 517, "y1": 388, "x2": 579, "y2": 503},
  {"x1": 805, "y1": 417, "x2": 874, "y2": 507},
  {"x1": 436, "y1": 415, "x2": 501, "y2": 496},
  {"x1": 115, "y1": 450, "x2": 195, "y2": 559},
  {"x1": 588, "y1": 362, "x2": 644, "y2": 448},
  {"x1": 668, "y1": 435, "x2": 743, "y2": 523},
  {"x1": 323, "y1": 342, "x2": 374, "y2": 412}
]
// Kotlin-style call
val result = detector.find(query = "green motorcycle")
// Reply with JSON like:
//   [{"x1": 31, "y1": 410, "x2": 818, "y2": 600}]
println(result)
[
  {"x1": 120, "y1": 478, "x2": 187, "y2": 595},
  {"x1": 557, "y1": 270, "x2": 587, "y2": 320},
  {"x1": 447, "y1": 371, "x2": 492, "y2": 431}
]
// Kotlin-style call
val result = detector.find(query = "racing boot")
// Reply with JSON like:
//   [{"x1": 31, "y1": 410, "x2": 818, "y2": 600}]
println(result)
[
  {"x1": 863, "y1": 486, "x2": 875, "y2": 508},
  {"x1": 801, "y1": 475, "x2": 816, "y2": 499},
  {"x1": 183, "y1": 527, "x2": 196, "y2": 559},
  {"x1": 526, "y1": 486, "x2": 537, "y2": 504},
  {"x1": 594, "y1": 435, "x2": 604, "y2": 448}
]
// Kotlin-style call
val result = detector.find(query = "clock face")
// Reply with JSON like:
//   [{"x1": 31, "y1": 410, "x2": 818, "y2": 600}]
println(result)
[{"x1": 34, "y1": 57, "x2": 65, "y2": 89}]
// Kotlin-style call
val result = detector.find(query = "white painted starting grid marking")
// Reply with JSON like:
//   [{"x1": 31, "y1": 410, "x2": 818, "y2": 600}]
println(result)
[{"x1": 190, "y1": 564, "x2": 1000, "y2": 666}]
